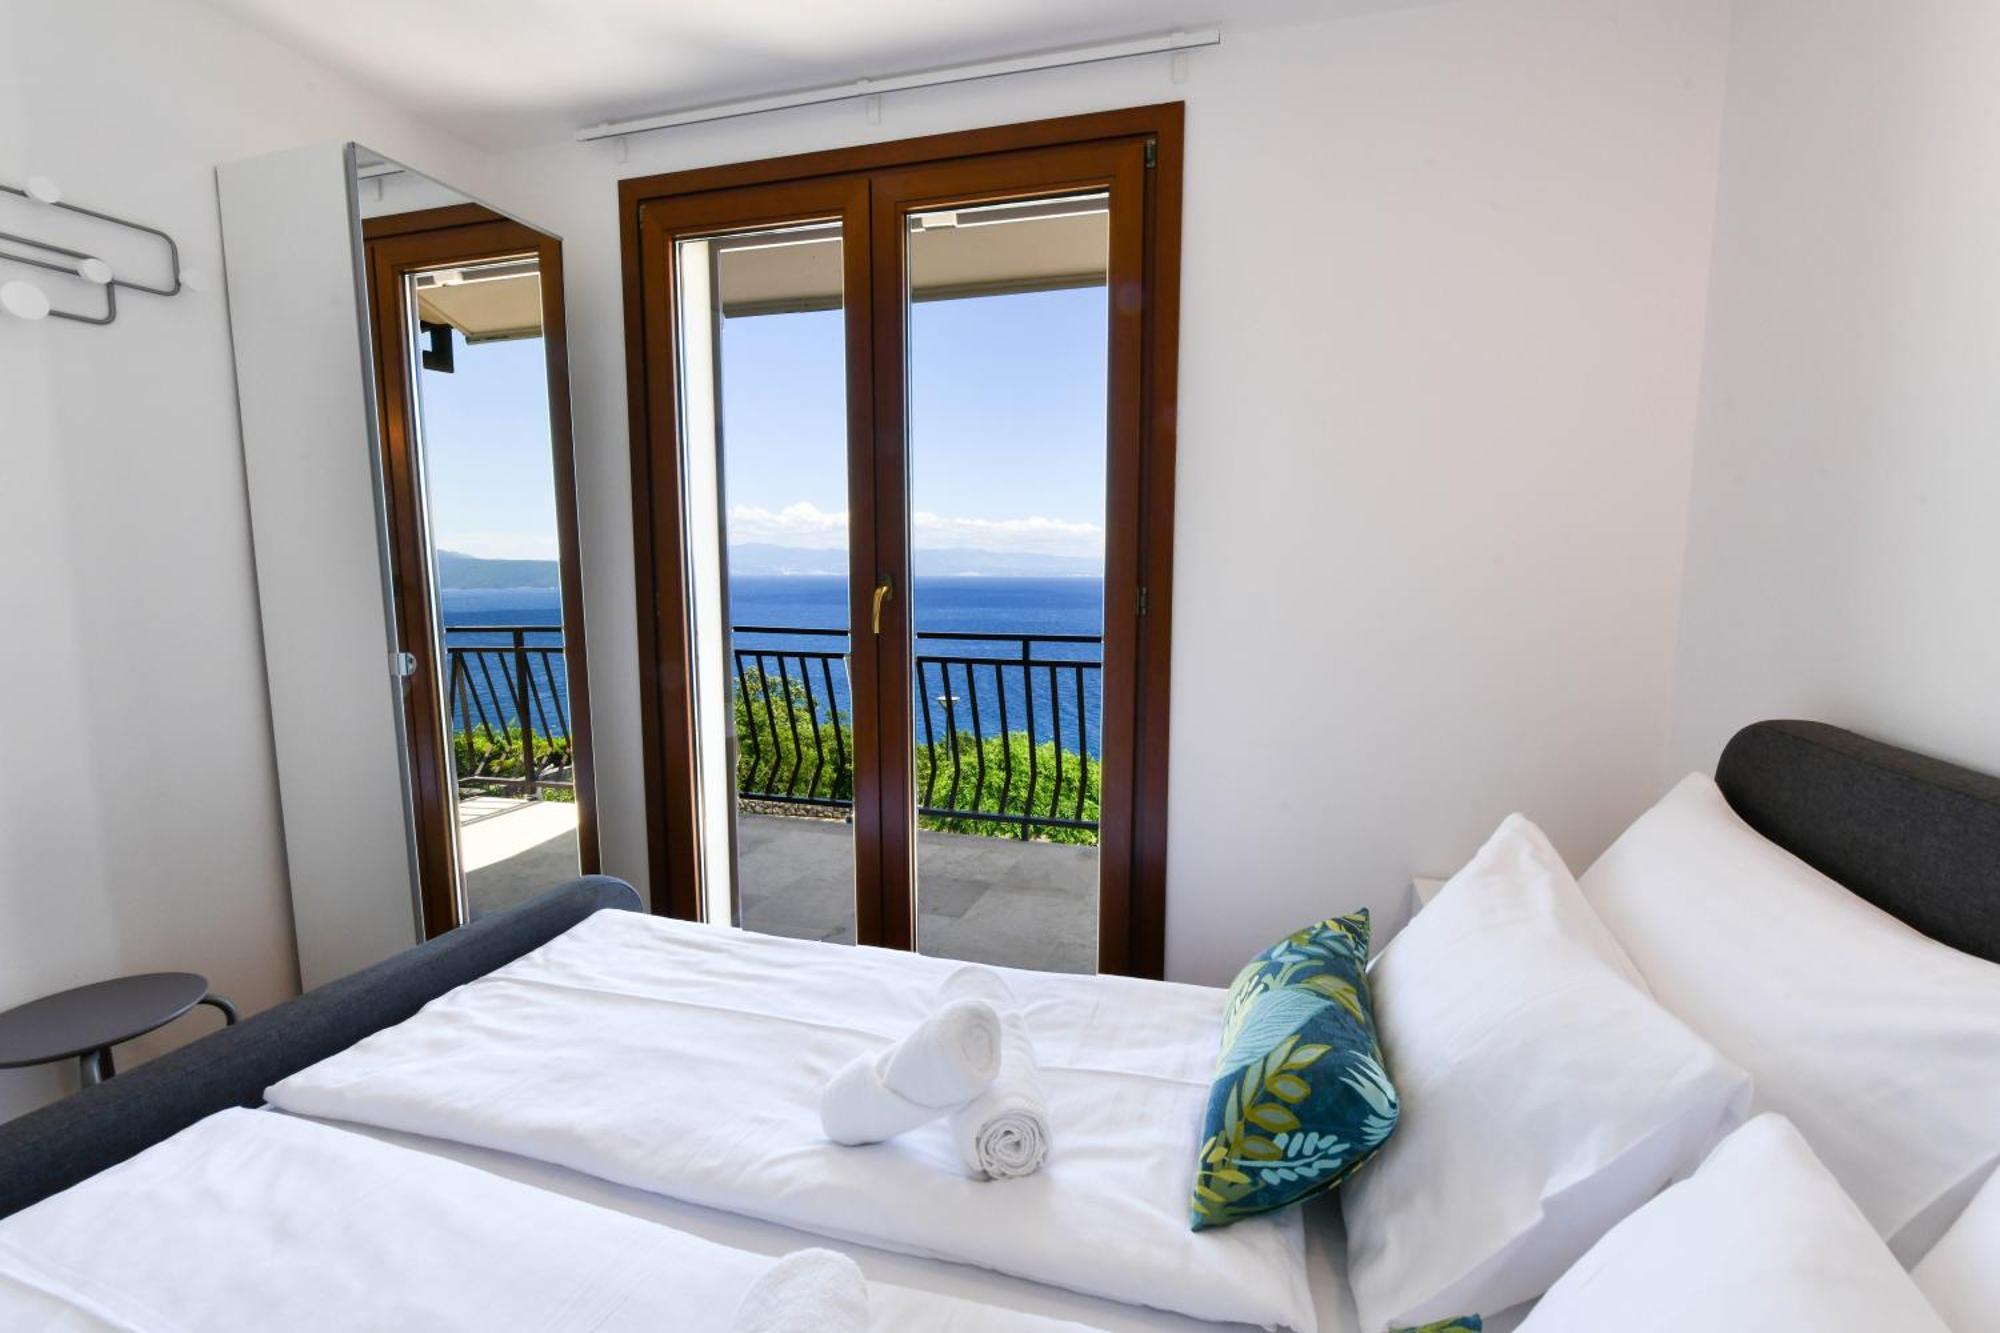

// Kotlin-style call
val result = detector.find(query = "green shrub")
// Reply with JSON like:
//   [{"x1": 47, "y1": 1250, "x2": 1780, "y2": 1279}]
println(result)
[
  {"x1": 452, "y1": 724, "x2": 576, "y2": 803},
  {"x1": 916, "y1": 731, "x2": 1100, "y2": 846},
  {"x1": 733, "y1": 667, "x2": 1098, "y2": 845}
]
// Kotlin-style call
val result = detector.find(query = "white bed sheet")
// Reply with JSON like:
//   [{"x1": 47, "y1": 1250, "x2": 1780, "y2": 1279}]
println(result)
[
  {"x1": 268, "y1": 911, "x2": 1318, "y2": 1330},
  {"x1": 311, "y1": 1112, "x2": 1369, "y2": 1333},
  {"x1": 0, "y1": 1108, "x2": 1100, "y2": 1333}
]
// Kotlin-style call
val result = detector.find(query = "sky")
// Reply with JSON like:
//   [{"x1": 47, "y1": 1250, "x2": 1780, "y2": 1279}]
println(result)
[
  {"x1": 721, "y1": 285, "x2": 1109, "y2": 561},
  {"x1": 415, "y1": 283, "x2": 1109, "y2": 565},
  {"x1": 416, "y1": 332, "x2": 560, "y2": 561}
]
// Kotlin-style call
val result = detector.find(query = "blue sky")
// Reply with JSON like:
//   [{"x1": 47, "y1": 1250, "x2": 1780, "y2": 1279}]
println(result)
[
  {"x1": 416, "y1": 286, "x2": 1108, "y2": 563},
  {"x1": 417, "y1": 333, "x2": 559, "y2": 560},
  {"x1": 720, "y1": 286, "x2": 1109, "y2": 561}
]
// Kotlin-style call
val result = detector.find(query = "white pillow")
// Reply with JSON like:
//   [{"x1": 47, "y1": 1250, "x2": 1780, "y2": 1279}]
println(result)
[
  {"x1": 1341, "y1": 814, "x2": 1750, "y2": 1332},
  {"x1": 1914, "y1": 1163, "x2": 2000, "y2": 1332},
  {"x1": 1579, "y1": 773, "x2": 2000, "y2": 1260},
  {"x1": 1518, "y1": 1114, "x2": 1950, "y2": 1333}
]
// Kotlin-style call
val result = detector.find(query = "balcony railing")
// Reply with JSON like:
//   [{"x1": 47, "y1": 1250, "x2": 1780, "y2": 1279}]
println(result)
[
  {"x1": 732, "y1": 626, "x2": 1102, "y2": 842},
  {"x1": 443, "y1": 625, "x2": 573, "y2": 800},
  {"x1": 438, "y1": 622, "x2": 1102, "y2": 841}
]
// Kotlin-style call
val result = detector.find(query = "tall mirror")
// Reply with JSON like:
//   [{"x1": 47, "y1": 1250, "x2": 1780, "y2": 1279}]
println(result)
[
  {"x1": 354, "y1": 150, "x2": 596, "y2": 936},
  {"x1": 218, "y1": 143, "x2": 593, "y2": 989}
]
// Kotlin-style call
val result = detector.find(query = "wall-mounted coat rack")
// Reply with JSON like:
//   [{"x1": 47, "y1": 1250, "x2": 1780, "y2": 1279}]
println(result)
[{"x1": 0, "y1": 175, "x2": 196, "y2": 325}]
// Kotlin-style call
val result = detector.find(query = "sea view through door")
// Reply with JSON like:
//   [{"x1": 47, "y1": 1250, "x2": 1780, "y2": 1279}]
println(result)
[{"x1": 627, "y1": 109, "x2": 1182, "y2": 977}]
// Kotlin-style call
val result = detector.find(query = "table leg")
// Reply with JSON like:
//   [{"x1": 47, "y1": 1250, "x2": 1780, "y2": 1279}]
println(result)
[
  {"x1": 198, "y1": 993, "x2": 239, "y2": 1025},
  {"x1": 77, "y1": 1047, "x2": 112, "y2": 1087}
]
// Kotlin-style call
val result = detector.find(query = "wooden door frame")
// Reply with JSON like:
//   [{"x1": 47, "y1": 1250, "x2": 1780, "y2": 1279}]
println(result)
[
  {"x1": 618, "y1": 104, "x2": 1183, "y2": 976},
  {"x1": 363, "y1": 204, "x2": 601, "y2": 938},
  {"x1": 630, "y1": 180, "x2": 878, "y2": 928},
  {"x1": 864, "y1": 141, "x2": 1151, "y2": 960}
]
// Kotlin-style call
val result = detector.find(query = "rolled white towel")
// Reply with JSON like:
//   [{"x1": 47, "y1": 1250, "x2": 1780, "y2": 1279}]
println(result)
[
  {"x1": 938, "y1": 966, "x2": 1052, "y2": 1179},
  {"x1": 820, "y1": 997, "x2": 1003, "y2": 1145},
  {"x1": 735, "y1": 1248, "x2": 868, "y2": 1333}
]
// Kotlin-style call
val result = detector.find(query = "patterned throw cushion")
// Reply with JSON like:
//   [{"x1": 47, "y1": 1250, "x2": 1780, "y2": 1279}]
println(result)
[
  {"x1": 1189, "y1": 911, "x2": 1399, "y2": 1229},
  {"x1": 1396, "y1": 1320, "x2": 1482, "y2": 1332}
]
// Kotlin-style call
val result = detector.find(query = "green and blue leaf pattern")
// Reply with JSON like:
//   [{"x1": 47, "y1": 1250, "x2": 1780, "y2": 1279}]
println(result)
[
  {"x1": 1216, "y1": 988, "x2": 1334, "y2": 1077},
  {"x1": 1190, "y1": 911, "x2": 1401, "y2": 1229}
]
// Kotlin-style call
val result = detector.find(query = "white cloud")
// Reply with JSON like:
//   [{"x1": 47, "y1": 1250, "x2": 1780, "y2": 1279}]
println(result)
[
  {"x1": 728, "y1": 501, "x2": 1103, "y2": 558},
  {"x1": 911, "y1": 511, "x2": 1103, "y2": 558},
  {"x1": 726, "y1": 501, "x2": 849, "y2": 548}
]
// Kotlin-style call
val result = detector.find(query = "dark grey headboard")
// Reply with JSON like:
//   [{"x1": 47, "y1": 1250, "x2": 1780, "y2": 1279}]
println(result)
[
  {"x1": 0, "y1": 876, "x2": 641, "y2": 1219},
  {"x1": 1717, "y1": 721, "x2": 2000, "y2": 964}
]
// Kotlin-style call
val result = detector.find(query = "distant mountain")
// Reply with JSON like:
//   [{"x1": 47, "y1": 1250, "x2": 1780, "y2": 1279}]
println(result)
[
  {"x1": 727, "y1": 543, "x2": 1100, "y2": 578},
  {"x1": 725, "y1": 543, "x2": 847, "y2": 576},
  {"x1": 436, "y1": 550, "x2": 560, "y2": 590}
]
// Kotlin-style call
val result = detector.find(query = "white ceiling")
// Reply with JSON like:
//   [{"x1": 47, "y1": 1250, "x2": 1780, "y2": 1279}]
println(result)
[{"x1": 196, "y1": 0, "x2": 1413, "y2": 150}]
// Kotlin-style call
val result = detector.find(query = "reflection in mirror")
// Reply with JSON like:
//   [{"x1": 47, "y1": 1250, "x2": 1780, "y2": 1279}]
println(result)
[{"x1": 354, "y1": 148, "x2": 594, "y2": 936}]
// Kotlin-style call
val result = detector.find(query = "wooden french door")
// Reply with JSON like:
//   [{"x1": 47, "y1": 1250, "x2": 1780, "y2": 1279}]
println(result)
[{"x1": 623, "y1": 106, "x2": 1181, "y2": 976}]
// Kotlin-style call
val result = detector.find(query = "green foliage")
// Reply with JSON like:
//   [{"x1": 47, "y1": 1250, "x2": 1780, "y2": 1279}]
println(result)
[
  {"x1": 452, "y1": 724, "x2": 576, "y2": 803},
  {"x1": 732, "y1": 666, "x2": 1099, "y2": 846}
]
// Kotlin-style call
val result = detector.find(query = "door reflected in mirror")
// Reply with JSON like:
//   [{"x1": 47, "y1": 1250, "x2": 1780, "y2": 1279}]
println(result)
[{"x1": 356, "y1": 148, "x2": 595, "y2": 934}]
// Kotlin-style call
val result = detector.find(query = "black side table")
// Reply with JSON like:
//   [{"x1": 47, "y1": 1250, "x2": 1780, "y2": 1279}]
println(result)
[{"x1": 0, "y1": 973, "x2": 237, "y2": 1088}]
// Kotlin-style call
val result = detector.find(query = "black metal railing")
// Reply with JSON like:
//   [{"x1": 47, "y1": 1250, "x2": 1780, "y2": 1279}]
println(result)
[
  {"x1": 731, "y1": 626, "x2": 1102, "y2": 840},
  {"x1": 731, "y1": 626, "x2": 854, "y2": 814},
  {"x1": 443, "y1": 625, "x2": 573, "y2": 800}
]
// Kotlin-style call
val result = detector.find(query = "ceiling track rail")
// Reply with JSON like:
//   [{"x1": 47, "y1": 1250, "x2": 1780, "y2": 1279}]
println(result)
[{"x1": 576, "y1": 27, "x2": 1219, "y2": 143}]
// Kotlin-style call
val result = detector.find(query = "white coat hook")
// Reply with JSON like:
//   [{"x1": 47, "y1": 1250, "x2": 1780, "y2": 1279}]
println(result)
[
  {"x1": 1, "y1": 279, "x2": 52, "y2": 320},
  {"x1": 863, "y1": 93, "x2": 882, "y2": 125},
  {"x1": 612, "y1": 136, "x2": 629, "y2": 164},
  {"x1": 1170, "y1": 50, "x2": 1190, "y2": 84}
]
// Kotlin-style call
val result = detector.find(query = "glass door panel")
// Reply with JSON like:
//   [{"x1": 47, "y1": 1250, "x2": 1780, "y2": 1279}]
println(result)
[
  {"x1": 677, "y1": 219, "x2": 859, "y2": 943},
  {"x1": 902, "y1": 193, "x2": 1111, "y2": 972}
]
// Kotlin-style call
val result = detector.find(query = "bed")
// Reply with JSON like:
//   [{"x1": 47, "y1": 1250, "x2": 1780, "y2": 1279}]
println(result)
[{"x1": 1, "y1": 719, "x2": 1994, "y2": 1333}]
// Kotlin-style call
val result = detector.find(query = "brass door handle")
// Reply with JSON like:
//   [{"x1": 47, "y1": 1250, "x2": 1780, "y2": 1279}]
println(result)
[{"x1": 871, "y1": 577, "x2": 893, "y2": 635}]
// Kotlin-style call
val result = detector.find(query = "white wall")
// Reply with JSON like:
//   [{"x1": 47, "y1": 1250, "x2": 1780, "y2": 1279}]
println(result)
[
  {"x1": 0, "y1": 0, "x2": 495, "y2": 1117},
  {"x1": 496, "y1": 0, "x2": 1733, "y2": 983},
  {"x1": 1668, "y1": 0, "x2": 2000, "y2": 780}
]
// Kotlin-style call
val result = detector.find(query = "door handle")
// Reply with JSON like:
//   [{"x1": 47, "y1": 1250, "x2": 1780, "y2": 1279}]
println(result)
[{"x1": 872, "y1": 577, "x2": 893, "y2": 635}]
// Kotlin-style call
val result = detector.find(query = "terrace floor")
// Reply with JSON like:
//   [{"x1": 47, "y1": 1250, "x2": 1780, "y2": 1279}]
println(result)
[
  {"x1": 457, "y1": 799, "x2": 1097, "y2": 973},
  {"x1": 459, "y1": 796, "x2": 582, "y2": 919},
  {"x1": 736, "y1": 813, "x2": 1098, "y2": 974}
]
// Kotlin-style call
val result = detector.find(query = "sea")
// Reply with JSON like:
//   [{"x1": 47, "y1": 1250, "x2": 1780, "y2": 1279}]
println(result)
[{"x1": 439, "y1": 575, "x2": 1105, "y2": 751}]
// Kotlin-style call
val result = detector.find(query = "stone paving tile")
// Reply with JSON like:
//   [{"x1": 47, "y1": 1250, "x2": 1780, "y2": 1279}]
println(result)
[{"x1": 467, "y1": 810, "x2": 1099, "y2": 974}]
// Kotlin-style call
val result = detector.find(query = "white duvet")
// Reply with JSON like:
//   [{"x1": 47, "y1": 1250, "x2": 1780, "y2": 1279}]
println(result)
[
  {"x1": 0, "y1": 1108, "x2": 1102, "y2": 1333},
  {"x1": 266, "y1": 910, "x2": 1316, "y2": 1331}
]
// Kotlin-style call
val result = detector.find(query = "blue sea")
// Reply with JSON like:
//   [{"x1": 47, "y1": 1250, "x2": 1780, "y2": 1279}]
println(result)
[{"x1": 440, "y1": 576, "x2": 1105, "y2": 751}]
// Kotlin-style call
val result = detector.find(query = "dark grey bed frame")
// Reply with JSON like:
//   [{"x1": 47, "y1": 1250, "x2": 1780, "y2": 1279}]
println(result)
[
  {"x1": 1, "y1": 719, "x2": 1994, "y2": 1220},
  {"x1": 1715, "y1": 720, "x2": 2000, "y2": 964}
]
